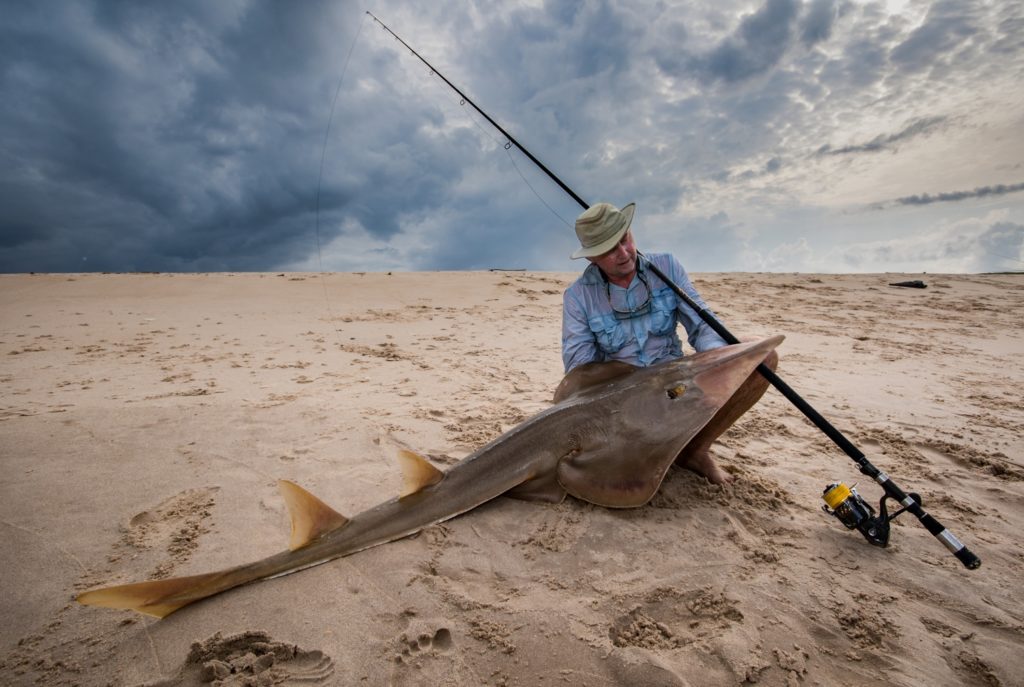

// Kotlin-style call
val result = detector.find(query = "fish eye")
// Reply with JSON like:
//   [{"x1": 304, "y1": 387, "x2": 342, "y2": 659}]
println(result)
[{"x1": 666, "y1": 385, "x2": 686, "y2": 400}]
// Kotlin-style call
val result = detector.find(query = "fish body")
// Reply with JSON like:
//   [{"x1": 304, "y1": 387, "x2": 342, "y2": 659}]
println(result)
[{"x1": 77, "y1": 336, "x2": 782, "y2": 617}]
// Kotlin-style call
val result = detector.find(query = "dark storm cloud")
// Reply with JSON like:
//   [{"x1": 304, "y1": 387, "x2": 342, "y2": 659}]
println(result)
[
  {"x1": 816, "y1": 116, "x2": 947, "y2": 156},
  {"x1": 688, "y1": 0, "x2": 801, "y2": 84},
  {"x1": 446, "y1": 0, "x2": 643, "y2": 179},
  {"x1": 890, "y1": 0, "x2": 980, "y2": 73},
  {"x1": 885, "y1": 182, "x2": 1024, "y2": 207},
  {"x1": 0, "y1": 1, "x2": 359, "y2": 271},
  {"x1": 799, "y1": 0, "x2": 838, "y2": 47},
  {"x1": 0, "y1": 1, "x2": 481, "y2": 272}
]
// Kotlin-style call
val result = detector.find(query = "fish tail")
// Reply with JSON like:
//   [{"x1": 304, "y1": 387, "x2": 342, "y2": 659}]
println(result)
[
  {"x1": 76, "y1": 569, "x2": 242, "y2": 618},
  {"x1": 77, "y1": 479, "x2": 354, "y2": 619}
]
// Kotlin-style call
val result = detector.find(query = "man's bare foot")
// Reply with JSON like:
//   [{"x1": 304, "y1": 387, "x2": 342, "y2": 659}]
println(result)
[{"x1": 678, "y1": 449, "x2": 733, "y2": 485}]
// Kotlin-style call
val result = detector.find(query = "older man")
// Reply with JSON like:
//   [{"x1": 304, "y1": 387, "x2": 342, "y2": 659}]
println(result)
[{"x1": 561, "y1": 202, "x2": 777, "y2": 484}]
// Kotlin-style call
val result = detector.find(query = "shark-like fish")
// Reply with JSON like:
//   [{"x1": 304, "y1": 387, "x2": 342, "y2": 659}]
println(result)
[{"x1": 77, "y1": 336, "x2": 782, "y2": 618}]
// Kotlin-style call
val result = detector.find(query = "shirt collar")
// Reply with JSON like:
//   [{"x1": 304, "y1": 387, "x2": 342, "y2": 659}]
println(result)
[{"x1": 580, "y1": 257, "x2": 647, "y2": 286}]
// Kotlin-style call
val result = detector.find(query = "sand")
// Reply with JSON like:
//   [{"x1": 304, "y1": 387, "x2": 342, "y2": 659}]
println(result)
[{"x1": 1, "y1": 270, "x2": 1021, "y2": 686}]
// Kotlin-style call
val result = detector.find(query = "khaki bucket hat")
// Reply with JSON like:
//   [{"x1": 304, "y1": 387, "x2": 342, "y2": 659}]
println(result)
[{"x1": 571, "y1": 202, "x2": 636, "y2": 259}]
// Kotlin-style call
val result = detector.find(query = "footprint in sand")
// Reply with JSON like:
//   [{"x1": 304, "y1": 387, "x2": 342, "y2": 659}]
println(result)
[
  {"x1": 154, "y1": 630, "x2": 335, "y2": 686},
  {"x1": 950, "y1": 649, "x2": 1002, "y2": 686},
  {"x1": 832, "y1": 603, "x2": 899, "y2": 649},
  {"x1": 611, "y1": 608, "x2": 681, "y2": 650},
  {"x1": 119, "y1": 487, "x2": 218, "y2": 578},
  {"x1": 516, "y1": 502, "x2": 589, "y2": 558},
  {"x1": 393, "y1": 623, "x2": 454, "y2": 664},
  {"x1": 610, "y1": 587, "x2": 745, "y2": 650}
]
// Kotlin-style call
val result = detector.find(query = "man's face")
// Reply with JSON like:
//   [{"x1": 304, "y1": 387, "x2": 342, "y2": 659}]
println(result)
[{"x1": 588, "y1": 230, "x2": 637, "y2": 282}]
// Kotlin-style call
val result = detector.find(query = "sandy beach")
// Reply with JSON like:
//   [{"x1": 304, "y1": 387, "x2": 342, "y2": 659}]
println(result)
[{"x1": 1, "y1": 270, "x2": 1022, "y2": 686}]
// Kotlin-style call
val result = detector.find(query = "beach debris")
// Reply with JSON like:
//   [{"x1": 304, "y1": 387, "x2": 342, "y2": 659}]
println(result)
[
  {"x1": 77, "y1": 337, "x2": 782, "y2": 618},
  {"x1": 889, "y1": 280, "x2": 927, "y2": 289}
]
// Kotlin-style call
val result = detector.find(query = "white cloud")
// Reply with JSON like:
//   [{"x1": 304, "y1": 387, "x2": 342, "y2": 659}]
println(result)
[{"x1": 793, "y1": 212, "x2": 1023, "y2": 272}]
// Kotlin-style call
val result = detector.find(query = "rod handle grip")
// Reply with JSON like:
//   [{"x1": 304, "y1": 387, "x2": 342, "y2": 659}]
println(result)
[{"x1": 955, "y1": 546, "x2": 981, "y2": 570}]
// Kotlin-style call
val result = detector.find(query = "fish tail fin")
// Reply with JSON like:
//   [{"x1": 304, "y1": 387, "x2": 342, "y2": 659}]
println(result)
[
  {"x1": 76, "y1": 569, "x2": 236, "y2": 618},
  {"x1": 78, "y1": 481, "x2": 350, "y2": 619}
]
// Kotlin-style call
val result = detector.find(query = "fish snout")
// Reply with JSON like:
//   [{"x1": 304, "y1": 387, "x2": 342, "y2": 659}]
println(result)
[{"x1": 689, "y1": 336, "x2": 783, "y2": 407}]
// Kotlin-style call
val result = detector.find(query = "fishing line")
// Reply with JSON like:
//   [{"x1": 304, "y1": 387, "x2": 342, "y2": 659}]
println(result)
[
  {"x1": 503, "y1": 147, "x2": 574, "y2": 229},
  {"x1": 413, "y1": 55, "x2": 573, "y2": 229},
  {"x1": 985, "y1": 249, "x2": 1024, "y2": 267},
  {"x1": 314, "y1": 11, "x2": 367, "y2": 343}
]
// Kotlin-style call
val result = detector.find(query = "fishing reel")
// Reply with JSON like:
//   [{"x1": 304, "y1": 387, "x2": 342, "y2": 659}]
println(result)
[{"x1": 821, "y1": 482, "x2": 921, "y2": 547}]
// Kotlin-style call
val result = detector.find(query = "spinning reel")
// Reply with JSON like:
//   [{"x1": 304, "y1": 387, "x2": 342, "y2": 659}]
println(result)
[{"x1": 821, "y1": 482, "x2": 922, "y2": 547}]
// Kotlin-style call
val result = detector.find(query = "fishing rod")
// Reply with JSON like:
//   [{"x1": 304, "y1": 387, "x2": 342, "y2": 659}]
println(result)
[{"x1": 366, "y1": 13, "x2": 980, "y2": 570}]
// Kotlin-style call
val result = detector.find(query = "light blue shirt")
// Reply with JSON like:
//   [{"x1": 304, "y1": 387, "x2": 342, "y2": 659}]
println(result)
[{"x1": 561, "y1": 253, "x2": 728, "y2": 372}]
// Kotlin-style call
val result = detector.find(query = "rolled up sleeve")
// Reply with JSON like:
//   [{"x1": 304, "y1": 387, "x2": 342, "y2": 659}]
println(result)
[{"x1": 666, "y1": 257, "x2": 729, "y2": 353}]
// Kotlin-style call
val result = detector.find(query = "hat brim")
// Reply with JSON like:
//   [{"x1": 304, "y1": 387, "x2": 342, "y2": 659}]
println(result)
[{"x1": 570, "y1": 203, "x2": 636, "y2": 259}]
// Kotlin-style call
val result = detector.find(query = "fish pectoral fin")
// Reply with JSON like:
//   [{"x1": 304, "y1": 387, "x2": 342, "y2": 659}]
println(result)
[
  {"x1": 76, "y1": 570, "x2": 229, "y2": 618},
  {"x1": 398, "y1": 449, "x2": 445, "y2": 498},
  {"x1": 279, "y1": 480, "x2": 350, "y2": 551},
  {"x1": 506, "y1": 471, "x2": 567, "y2": 504},
  {"x1": 556, "y1": 444, "x2": 675, "y2": 509}
]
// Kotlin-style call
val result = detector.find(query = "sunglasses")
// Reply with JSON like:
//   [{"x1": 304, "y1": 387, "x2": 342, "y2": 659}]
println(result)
[{"x1": 606, "y1": 269, "x2": 652, "y2": 319}]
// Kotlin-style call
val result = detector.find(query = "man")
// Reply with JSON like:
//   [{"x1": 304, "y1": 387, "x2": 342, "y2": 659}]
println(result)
[{"x1": 562, "y1": 202, "x2": 778, "y2": 484}]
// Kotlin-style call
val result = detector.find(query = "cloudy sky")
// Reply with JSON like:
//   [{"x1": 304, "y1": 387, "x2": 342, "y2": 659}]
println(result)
[{"x1": 2, "y1": 0, "x2": 1022, "y2": 273}]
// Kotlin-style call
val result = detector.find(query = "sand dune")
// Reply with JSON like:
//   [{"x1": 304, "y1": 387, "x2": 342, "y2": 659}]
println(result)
[{"x1": 1, "y1": 271, "x2": 1021, "y2": 686}]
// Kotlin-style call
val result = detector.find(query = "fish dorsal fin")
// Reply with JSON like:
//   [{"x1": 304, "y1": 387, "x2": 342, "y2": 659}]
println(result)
[
  {"x1": 552, "y1": 360, "x2": 639, "y2": 403},
  {"x1": 278, "y1": 480, "x2": 350, "y2": 551},
  {"x1": 398, "y1": 449, "x2": 444, "y2": 498}
]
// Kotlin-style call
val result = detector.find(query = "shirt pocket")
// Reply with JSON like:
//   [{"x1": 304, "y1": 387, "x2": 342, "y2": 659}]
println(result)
[
  {"x1": 588, "y1": 313, "x2": 629, "y2": 354},
  {"x1": 648, "y1": 287, "x2": 677, "y2": 336}
]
